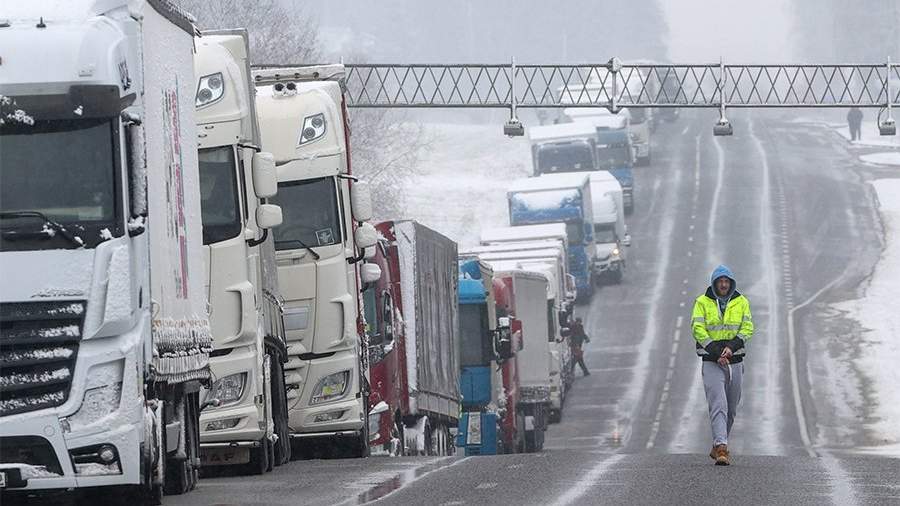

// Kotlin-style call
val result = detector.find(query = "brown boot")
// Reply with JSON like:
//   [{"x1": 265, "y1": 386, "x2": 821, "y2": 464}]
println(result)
[
  {"x1": 709, "y1": 445, "x2": 718, "y2": 461},
  {"x1": 713, "y1": 444, "x2": 730, "y2": 466}
]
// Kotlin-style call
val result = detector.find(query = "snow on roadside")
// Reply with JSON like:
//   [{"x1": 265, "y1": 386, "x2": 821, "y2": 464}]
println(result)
[
  {"x1": 860, "y1": 152, "x2": 900, "y2": 167},
  {"x1": 832, "y1": 178, "x2": 900, "y2": 454},
  {"x1": 400, "y1": 122, "x2": 531, "y2": 248},
  {"x1": 832, "y1": 119, "x2": 900, "y2": 149}
]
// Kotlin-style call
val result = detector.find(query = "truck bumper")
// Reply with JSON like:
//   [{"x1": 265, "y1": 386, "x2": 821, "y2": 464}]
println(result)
[
  {"x1": 287, "y1": 352, "x2": 364, "y2": 436},
  {"x1": 634, "y1": 142, "x2": 650, "y2": 158},
  {"x1": 0, "y1": 319, "x2": 146, "y2": 491},
  {"x1": 199, "y1": 345, "x2": 266, "y2": 456},
  {"x1": 0, "y1": 403, "x2": 143, "y2": 491}
]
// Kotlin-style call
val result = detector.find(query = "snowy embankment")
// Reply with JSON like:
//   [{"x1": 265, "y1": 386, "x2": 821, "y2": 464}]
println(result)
[
  {"x1": 401, "y1": 123, "x2": 532, "y2": 248},
  {"x1": 860, "y1": 152, "x2": 900, "y2": 167},
  {"x1": 834, "y1": 120, "x2": 900, "y2": 149},
  {"x1": 833, "y1": 179, "x2": 900, "y2": 454}
]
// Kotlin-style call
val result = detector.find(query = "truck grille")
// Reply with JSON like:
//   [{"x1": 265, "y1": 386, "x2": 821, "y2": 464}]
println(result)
[{"x1": 0, "y1": 301, "x2": 85, "y2": 417}]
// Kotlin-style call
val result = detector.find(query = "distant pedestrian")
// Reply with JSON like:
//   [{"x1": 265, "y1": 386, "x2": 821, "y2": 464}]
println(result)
[
  {"x1": 563, "y1": 317, "x2": 591, "y2": 376},
  {"x1": 847, "y1": 107, "x2": 863, "y2": 141},
  {"x1": 691, "y1": 265, "x2": 754, "y2": 466}
]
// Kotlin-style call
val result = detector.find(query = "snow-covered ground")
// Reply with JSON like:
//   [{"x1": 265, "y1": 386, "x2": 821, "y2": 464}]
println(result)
[
  {"x1": 400, "y1": 122, "x2": 532, "y2": 248},
  {"x1": 833, "y1": 120, "x2": 900, "y2": 149},
  {"x1": 832, "y1": 178, "x2": 900, "y2": 455},
  {"x1": 860, "y1": 152, "x2": 900, "y2": 167}
]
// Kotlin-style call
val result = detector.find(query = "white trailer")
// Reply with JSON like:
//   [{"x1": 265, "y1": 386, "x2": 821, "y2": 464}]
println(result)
[
  {"x1": 494, "y1": 269, "x2": 551, "y2": 452},
  {"x1": 1, "y1": 0, "x2": 209, "y2": 500},
  {"x1": 254, "y1": 65, "x2": 379, "y2": 458},
  {"x1": 193, "y1": 30, "x2": 292, "y2": 473}
]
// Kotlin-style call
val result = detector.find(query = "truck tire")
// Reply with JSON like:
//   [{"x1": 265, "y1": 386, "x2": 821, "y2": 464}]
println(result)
[
  {"x1": 269, "y1": 352, "x2": 292, "y2": 466},
  {"x1": 164, "y1": 390, "x2": 200, "y2": 495},
  {"x1": 246, "y1": 437, "x2": 271, "y2": 475}
]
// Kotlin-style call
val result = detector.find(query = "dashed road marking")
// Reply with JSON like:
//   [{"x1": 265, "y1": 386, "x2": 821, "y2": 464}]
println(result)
[{"x1": 476, "y1": 483, "x2": 498, "y2": 490}]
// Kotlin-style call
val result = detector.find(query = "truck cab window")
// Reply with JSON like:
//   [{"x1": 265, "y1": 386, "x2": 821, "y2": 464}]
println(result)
[
  {"x1": 0, "y1": 117, "x2": 122, "y2": 250},
  {"x1": 272, "y1": 177, "x2": 341, "y2": 251},
  {"x1": 199, "y1": 147, "x2": 243, "y2": 245}
]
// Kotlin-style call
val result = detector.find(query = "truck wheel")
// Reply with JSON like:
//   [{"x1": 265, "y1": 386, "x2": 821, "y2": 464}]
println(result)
[
  {"x1": 269, "y1": 353, "x2": 292, "y2": 466},
  {"x1": 164, "y1": 391, "x2": 200, "y2": 495},
  {"x1": 246, "y1": 437, "x2": 270, "y2": 475}
]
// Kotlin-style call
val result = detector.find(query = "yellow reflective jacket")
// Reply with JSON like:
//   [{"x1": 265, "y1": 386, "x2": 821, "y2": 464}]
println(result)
[{"x1": 691, "y1": 287, "x2": 753, "y2": 363}]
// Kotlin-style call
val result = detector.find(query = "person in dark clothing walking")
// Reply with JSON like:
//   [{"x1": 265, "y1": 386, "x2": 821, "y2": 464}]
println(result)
[
  {"x1": 847, "y1": 107, "x2": 863, "y2": 141},
  {"x1": 564, "y1": 317, "x2": 591, "y2": 376}
]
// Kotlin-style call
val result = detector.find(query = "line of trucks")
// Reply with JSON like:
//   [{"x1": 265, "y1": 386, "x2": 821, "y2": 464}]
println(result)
[{"x1": 0, "y1": 0, "x2": 621, "y2": 502}]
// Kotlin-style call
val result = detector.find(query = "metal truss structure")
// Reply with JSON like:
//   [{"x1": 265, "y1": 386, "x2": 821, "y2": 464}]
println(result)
[{"x1": 254, "y1": 59, "x2": 899, "y2": 135}]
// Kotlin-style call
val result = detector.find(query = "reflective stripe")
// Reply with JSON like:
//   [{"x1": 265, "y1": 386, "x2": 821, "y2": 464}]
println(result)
[
  {"x1": 696, "y1": 348, "x2": 709, "y2": 356},
  {"x1": 707, "y1": 324, "x2": 741, "y2": 331},
  {"x1": 733, "y1": 348, "x2": 746, "y2": 356},
  {"x1": 699, "y1": 338, "x2": 713, "y2": 348},
  {"x1": 742, "y1": 315, "x2": 752, "y2": 322},
  {"x1": 692, "y1": 317, "x2": 706, "y2": 323}
]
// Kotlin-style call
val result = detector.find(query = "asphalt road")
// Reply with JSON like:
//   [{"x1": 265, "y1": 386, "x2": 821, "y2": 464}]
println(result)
[{"x1": 28, "y1": 111, "x2": 900, "y2": 505}]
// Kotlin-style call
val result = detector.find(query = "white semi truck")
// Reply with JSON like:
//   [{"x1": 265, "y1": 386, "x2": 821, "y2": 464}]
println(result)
[
  {"x1": 588, "y1": 172, "x2": 630, "y2": 284},
  {"x1": 193, "y1": 31, "x2": 292, "y2": 473},
  {"x1": 253, "y1": 65, "x2": 380, "y2": 458},
  {"x1": 1, "y1": 0, "x2": 209, "y2": 500}
]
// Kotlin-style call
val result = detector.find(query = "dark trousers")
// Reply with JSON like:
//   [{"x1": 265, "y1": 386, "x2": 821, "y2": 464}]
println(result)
[
  {"x1": 850, "y1": 123, "x2": 861, "y2": 141},
  {"x1": 573, "y1": 346, "x2": 589, "y2": 375}
]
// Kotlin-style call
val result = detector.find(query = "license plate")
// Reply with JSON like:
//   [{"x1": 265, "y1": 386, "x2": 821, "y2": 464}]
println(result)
[
  {"x1": 200, "y1": 447, "x2": 250, "y2": 466},
  {"x1": 0, "y1": 471, "x2": 7, "y2": 488}
]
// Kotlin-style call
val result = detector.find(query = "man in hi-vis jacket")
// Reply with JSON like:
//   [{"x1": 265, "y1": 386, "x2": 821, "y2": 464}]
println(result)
[{"x1": 692, "y1": 265, "x2": 754, "y2": 466}]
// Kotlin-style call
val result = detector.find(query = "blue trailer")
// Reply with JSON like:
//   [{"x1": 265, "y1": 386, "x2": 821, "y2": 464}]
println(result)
[{"x1": 506, "y1": 173, "x2": 596, "y2": 300}]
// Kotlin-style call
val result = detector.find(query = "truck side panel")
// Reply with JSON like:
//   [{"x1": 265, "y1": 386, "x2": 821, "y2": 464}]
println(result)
[
  {"x1": 395, "y1": 221, "x2": 460, "y2": 420},
  {"x1": 140, "y1": 3, "x2": 211, "y2": 378}
]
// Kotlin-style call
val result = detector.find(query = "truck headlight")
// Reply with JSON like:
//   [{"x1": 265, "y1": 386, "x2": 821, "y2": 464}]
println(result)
[
  {"x1": 612, "y1": 247, "x2": 620, "y2": 257},
  {"x1": 310, "y1": 370, "x2": 350, "y2": 405},
  {"x1": 196, "y1": 72, "x2": 225, "y2": 107},
  {"x1": 68, "y1": 382, "x2": 123, "y2": 429},
  {"x1": 298, "y1": 113, "x2": 326, "y2": 145},
  {"x1": 208, "y1": 373, "x2": 247, "y2": 407}
]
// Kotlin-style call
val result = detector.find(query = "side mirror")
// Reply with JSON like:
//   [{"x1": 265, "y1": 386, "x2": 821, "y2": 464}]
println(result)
[
  {"x1": 256, "y1": 203, "x2": 283, "y2": 229},
  {"x1": 369, "y1": 400, "x2": 389, "y2": 416},
  {"x1": 361, "y1": 263, "x2": 382, "y2": 284},
  {"x1": 350, "y1": 181, "x2": 374, "y2": 222},
  {"x1": 363, "y1": 246, "x2": 377, "y2": 260},
  {"x1": 354, "y1": 222, "x2": 378, "y2": 249},
  {"x1": 494, "y1": 327, "x2": 513, "y2": 360},
  {"x1": 252, "y1": 151, "x2": 278, "y2": 198},
  {"x1": 557, "y1": 310, "x2": 569, "y2": 327},
  {"x1": 624, "y1": 234, "x2": 632, "y2": 247}
]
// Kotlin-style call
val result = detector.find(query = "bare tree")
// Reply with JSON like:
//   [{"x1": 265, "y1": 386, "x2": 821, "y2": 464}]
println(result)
[{"x1": 177, "y1": 0, "x2": 320, "y2": 62}]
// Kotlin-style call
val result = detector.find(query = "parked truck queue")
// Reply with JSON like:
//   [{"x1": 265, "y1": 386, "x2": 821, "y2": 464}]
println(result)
[{"x1": 0, "y1": 0, "x2": 667, "y2": 503}]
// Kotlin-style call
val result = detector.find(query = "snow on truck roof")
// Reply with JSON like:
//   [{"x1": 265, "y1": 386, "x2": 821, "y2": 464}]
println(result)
[
  {"x1": 507, "y1": 173, "x2": 590, "y2": 194},
  {"x1": 463, "y1": 240, "x2": 564, "y2": 255},
  {"x1": 480, "y1": 224, "x2": 567, "y2": 244},
  {"x1": 527, "y1": 122, "x2": 597, "y2": 144}
]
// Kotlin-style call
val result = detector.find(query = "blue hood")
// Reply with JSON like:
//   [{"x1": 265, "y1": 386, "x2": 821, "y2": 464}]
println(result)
[{"x1": 710, "y1": 264, "x2": 736, "y2": 295}]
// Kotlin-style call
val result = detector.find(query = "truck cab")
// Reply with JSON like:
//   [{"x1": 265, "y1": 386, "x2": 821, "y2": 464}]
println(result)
[
  {"x1": 588, "y1": 172, "x2": 629, "y2": 284},
  {"x1": 254, "y1": 65, "x2": 379, "y2": 458},
  {"x1": 528, "y1": 122, "x2": 599, "y2": 177},
  {"x1": 456, "y1": 260, "x2": 522, "y2": 455},
  {"x1": 193, "y1": 31, "x2": 292, "y2": 473},
  {"x1": 595, "y1": 127, "x2": 635, "y2": 215}
]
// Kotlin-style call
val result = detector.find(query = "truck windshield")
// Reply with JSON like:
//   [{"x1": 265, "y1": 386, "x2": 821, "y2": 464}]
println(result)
[
  {"x1": 459, "y1": 304, "x2": 492, "y2": 367},
  {"x1": 199, "y1": 147, "x2": 242, "y2": 245},
  {"x1": 0, "y1": 117, "x2": 121, "y2": 249},
  {"x1": 596, "y1": 144, "x2": 632, "y2": 169},
  {"x1": 594, "y1": 224, "x2": 617, "y2": 243},
  {"x1": 272, "y1": 177, "x2": 341, "y2": 251},
  {"x1": 537, "y1": 144, "x2": 594, "y2": 174}
]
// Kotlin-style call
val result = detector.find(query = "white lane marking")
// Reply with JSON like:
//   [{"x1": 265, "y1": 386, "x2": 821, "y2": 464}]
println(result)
[
  {"x1": 706, "y1": 134, "x2": 726, "y2": 249},
  {"x1": 749, "y1": 119, "x2": 785, "y2": 456},
  {"x1": 821, "y1": 453, "x2": 859, "y2": 506},
  {"x1": 682, "y1": 126, "x2": 690, "y2": 135},
  {"x1": 476, "y1": 482, "x2": 498, "y2": 489},
  {"x1": 550, "y1": 454, "x2": 625, "y2": 506},
  {"x1": 647, "y1": 324, "x2": 683, "y2": 450}
]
